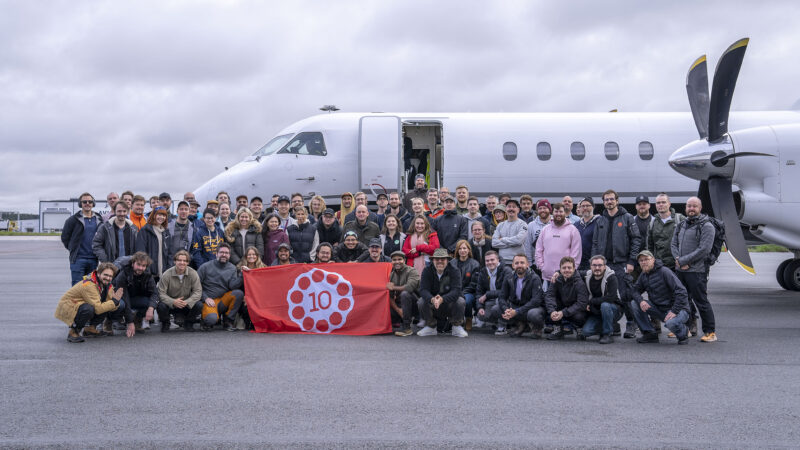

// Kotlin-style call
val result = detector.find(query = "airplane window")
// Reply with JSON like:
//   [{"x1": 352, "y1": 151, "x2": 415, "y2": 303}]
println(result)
[
  {"x1": 536, "y1": 142, "x2": 551, "y2": 161},
  {"x1": 252, "y1": 134, "x2": 293, "y2": 157},
  {"x1": 604, "y1": 141, "x2": 620, "y2": 161},
  {"x1": 638, "y1": 141, "x2": 654, "y2": 160},
  {"x1": 502, "y1": 142, "x2": 517, "y2": 161},
  {"x1": 570, "y1": 142, "x2": 585, "y2": 161},
  {"x1": 277, "y1": 132, "x2": 327, "y2": 156}
]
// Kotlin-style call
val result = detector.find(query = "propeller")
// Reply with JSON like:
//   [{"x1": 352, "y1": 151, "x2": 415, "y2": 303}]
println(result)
[{"x1": 682, "y1": 37, "x2": 755, "y2": 273}]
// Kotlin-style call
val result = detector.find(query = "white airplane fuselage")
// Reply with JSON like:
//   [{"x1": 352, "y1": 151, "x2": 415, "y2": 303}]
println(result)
[{"x1": 194, "y1": 110, "x2": 799, "y2": 207}]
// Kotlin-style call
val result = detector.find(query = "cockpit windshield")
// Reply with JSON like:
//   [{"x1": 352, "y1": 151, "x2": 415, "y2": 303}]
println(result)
[
  {"x1": 252, "y1": 134, "x2": 293, "y2": 158},
  {"x1": 277, "y1": 132, "x2": 327, "y2": 156}
]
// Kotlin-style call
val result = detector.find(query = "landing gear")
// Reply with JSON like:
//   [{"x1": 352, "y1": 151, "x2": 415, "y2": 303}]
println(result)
[{"x1": 778, "y1": 258, "x2": 800, "y2": 291}]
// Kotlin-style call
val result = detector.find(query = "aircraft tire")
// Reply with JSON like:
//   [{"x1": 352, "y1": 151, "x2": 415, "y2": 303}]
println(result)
[
  {"x1": 782, "y1": 259, "x2": 800, "y2": 292},
  {"x1": 776, "y1": 259, "x2": 792, "y2": 290}
]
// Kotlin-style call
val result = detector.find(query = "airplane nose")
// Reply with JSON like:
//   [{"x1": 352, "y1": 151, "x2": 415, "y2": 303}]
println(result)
[{"x1": 668, "y1": 136, "x2": 734, "y2": 181}]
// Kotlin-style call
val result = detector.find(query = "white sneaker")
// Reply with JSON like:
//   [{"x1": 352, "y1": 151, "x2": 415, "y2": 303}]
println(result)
[
  {"x1": 451, "y1": 325, "x2": 468, "y2": 338},
  {"x1": 416, "y1": 320, "x2": 426, "y2": 329},
  {"x1": 417, "y1": 326, "x2": 437, "y2": 337}
]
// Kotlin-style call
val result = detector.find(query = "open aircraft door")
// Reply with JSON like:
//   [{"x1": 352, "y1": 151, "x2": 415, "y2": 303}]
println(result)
[{"x1": 359, "y1": 115, "x2": 402, "y2": 197}]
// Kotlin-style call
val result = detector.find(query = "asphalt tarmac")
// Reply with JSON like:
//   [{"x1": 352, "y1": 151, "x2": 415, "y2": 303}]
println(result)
[{"x1": 1, "y1": 239, "x2": 798, "y2": 448}]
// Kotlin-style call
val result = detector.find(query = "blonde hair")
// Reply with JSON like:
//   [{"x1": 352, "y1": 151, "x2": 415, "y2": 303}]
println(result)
[
  {"x1": 225, "y1": 207, "x2": 262, "y2": 242},
  {"x1": 237, "y1": 246, "x2": 266, "y2": 269}
]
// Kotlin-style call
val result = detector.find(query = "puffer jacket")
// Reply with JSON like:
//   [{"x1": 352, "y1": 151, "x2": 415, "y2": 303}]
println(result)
[
  {"x1": 227, "y1": 224, "x2": 264, "y2": 266},
  {"x1": 671, "y1": 214, "x2": 715, "y2": 273},
  {"x1": 545, "y1": 272, "x2": 589, "y2": 316},
  {"x1": 648, "y1": 212, "x2": 684, "y2": 269},
  {"x1": 54, "y1": 271, "x2": 118, "y2": 325},
  {"x1": 135, "y1": 224, "x2": 172, "y2": 277},
  {"x1": 449, "y1": 257, "x2": 480, "y2": 294},
  {"x1": 287, "y1": 221, "x2": 319, "y2": 263},
  {"x1": 591, "y1": 207, "x2": 642, "y2": 266},
  {"x1": 632, "y1": 260, "x2": 690, "y2": 315},
  {"x1": 497, "y1": 270, "x2": 544, "y2": 315}
]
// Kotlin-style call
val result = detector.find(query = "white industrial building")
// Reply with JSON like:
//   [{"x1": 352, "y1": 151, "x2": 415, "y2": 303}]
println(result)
[{"x1": 39, "y1": 200, "x2": 110, "y2": 232}]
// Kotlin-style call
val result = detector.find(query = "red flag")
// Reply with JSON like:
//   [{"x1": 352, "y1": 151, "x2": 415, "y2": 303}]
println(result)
[{"x1": 243, "y1": 263, "x2": 393, "y2": 335}]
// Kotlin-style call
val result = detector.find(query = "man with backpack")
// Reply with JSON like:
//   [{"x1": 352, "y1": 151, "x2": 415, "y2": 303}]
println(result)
[{"x1": 671, "y1": 197, "x2": 719, "y2": 343}]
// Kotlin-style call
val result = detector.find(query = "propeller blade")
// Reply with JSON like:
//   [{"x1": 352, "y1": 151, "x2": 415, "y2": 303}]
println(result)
[
  {"x1": 697, "y1": 180, "x2": 714, "y2": 217},
  {"x1": 707, "y1": 177, "x2": 754, "y2": 274},
  {"x1": 708, "y1": 38, "x2": 749, "y2": 142},
  {"x1": 686, "y1": 55, "x2": 710, "y2": 139},
  {"x1": 710, "y1": 151, "x2": 774, "y2": 167}
]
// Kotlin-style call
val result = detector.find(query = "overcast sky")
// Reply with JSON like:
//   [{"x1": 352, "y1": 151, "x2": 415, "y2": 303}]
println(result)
[{"x1": 2, "y1": 0, "x2": 799, "y2": 212}]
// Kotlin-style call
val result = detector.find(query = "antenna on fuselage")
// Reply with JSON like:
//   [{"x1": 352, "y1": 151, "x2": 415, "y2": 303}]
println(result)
[{"x1": 320, "y1": 105, "x2": 340, "y2": 113}]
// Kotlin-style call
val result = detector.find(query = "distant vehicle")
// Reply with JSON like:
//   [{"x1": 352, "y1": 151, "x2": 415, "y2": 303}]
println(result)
[{"x1": 193, "y1": 38, "x2": 800, "y2": 290}]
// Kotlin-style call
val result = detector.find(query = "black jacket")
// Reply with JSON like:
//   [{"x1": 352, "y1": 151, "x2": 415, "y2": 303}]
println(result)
[
  {"x1": 545, "y1": 273, "x2": 590, "y2": 317},
  {"x1": 316, "y1": 220, "x2": 342, "y2": 246},
  {"x1": 420, "y1": 264, "x2": 462, "y2": 305},
  {"x1": 228, "y1": 225, "x2": 264, "y2": 265},
  {"x1": 356, "y1": 251, "x2": 391, "y2": 263},
  {"x1": 469, "y1": 238, "x2": 494, "y2": 267},
  {"x1": 584, "y1": 267, "x2": 622, "y2": 315},
  {"x1": 497, "y1": 270, "x2": 544, "y2": 316},
  {"x1": 61, "y1": 211, "x2": 104, "y2": 263},
  {"x1": 134, "y1": 224, "x2": 172, "y2": 277},
  {"x1": 287, "y1": 221, "x2": 318, "y2": 263},
  {"x1": 113, "y1": 262, "x2": 159, "y2": 323},
  {"x1": 632, "y1": 260, "x2": 690, "y2": 315},
  {"x1": 472, "y1": 264, "x2": 513, "y2": 302},
  {"x1": 449, "y1": 257, "x2": 480, "y2": 294},
  {"x1": 591, "y1": 207, "x2": 642, "y2": 266},
  {"x1": 433, "y1": 210, "x2": 468, "y2": 253},
  {"x1": 92, "y1": 220, "x2": 137, "y2": 263},
  {"x1": 333, "y1": 242, "x2": 368, "y2": 263}
]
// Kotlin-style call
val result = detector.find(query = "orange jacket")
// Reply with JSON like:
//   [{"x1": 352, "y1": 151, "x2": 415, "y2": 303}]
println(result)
[{"x1": 130, "y1": 212, "x2": 146, "y2": 230}]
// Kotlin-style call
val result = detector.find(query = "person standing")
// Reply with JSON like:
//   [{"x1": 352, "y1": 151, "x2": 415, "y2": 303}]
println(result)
[
  {"x1": 562, "y1": 196, "x2": 581, "y2": 225},
  {"x1": 61, "y1": 192, "x2": 104, "y2": 285},
  {"x1": 262, "y1": 213, "x2": 290, "y2": 266},
  {"x1": 591, "y1": 189, "x2": 641, "y2": 339},
  {"x1": 287, "y1": 207, "x2": 319, "y2": 263},
  {"x1": 491, "y1": 199, "x2": 528, "y2": 266},
  {"x1": 92, "y1": 200, "x2": 136, "y2": 264},
  {"x1": 342, "y1": 205, "x2": 380, "y2": 246},
  {"x1": 575, "y1": 197, "x2": 600, "y2": 272},
  {"x1": 167, "y1": 201, "x2": 195, "y2": 258},
  {"x1": 380, "y1": 214, "x2": 406, "y2": 257},
  {"x1": 434, "y1": 196, "x2": 468, "y2": 255},
  {"x1": 534, "y1": 203, "x2": 582, "y2": 291},
  {"x1": 135, "y1": 206, "x2": 172, "y2": 282},
  {"x1": 102, "y1": 192, "x2": 119, "y2": 222},
  {"x1": 671, "y1": 196, "x2": 717, "y2": 342},
  {"x1": 191, "y1": 209, "x2": 225, "y2": 269},
  {"x1": 129, "y1": 195, "x2": 147, "y2": 230},
  {"x1": 524, "y1": 199, "x2": 552, "y2": 265},
  {"x1": 225, "y1": 208, "x2": 264, "y2": 266},
  {"x1": 648, "y1": 193, "x2": 684, "y2": 271},
  {"x1": 315, "y1": 208, "x2": 342, "y2": 247},
  {"x1": 402, "y1": 216, "x2": 440, "y2": 276}
]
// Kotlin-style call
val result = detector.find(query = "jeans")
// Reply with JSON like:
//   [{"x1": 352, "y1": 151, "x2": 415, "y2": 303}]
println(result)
[
  {"x1": 608, "y1": 263, "x2": 634, "y2": 323},
  {"x1": 391, "y1": 291, "x2": 417, "y2": 328},
  {"x1": 631, "y1": 300, "x2": 690, "y2": 339},
  {"x1": 70, "y1": 256, "x2": 97, "y2": 286},
  {"x1": 677, "y1": 271, "x2": 715, "y2": 333},
  {"x1": 463, "y1": 293, "x2": 475, "y2": 319},
  {"x1": 582, "y1": 303, "x2": 622, "y2": 337}
]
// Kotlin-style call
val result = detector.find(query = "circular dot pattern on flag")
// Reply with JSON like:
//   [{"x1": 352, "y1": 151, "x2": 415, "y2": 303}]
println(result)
[{"x1": 286, "y1": 267, "x2": 354, "y2": 333}]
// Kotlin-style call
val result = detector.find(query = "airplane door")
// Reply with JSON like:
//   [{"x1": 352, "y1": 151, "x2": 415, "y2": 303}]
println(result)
[{"x1": 359, "y1": 116, "x2": 401, "y2": 195}]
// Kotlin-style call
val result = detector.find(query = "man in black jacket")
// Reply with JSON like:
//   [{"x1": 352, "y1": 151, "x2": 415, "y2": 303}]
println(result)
[
  {"x1": 433, "y1": 196, "x2": 468, "y2": 255},
  {"x1": 474, "y1": 251, "x2": 512, "y2": 327},
  {"x1": 61, "y1": 192, "x2": 104, "y2": 285},
  {"x1": 495, "y1": 254, "x2": 545, "y2": 338},
  {"x1": 592, "y1": 189, "x2": 642, "y2": 339},
  {"x1": 316, "y1": 208, "x2": 342, "y2": 246},
  {"x1": 112, "y1": 252, "x2": 158, "y2": 334},
  {"x1": 92, "y1": 201, "x2": 137, "y2": 264},
  {"x1": 417, "y1": 248, "x2": 467, "y2": 338},
  {"x1": 545, "y1": 256, "x2": 590, "y2": 340},
  {"x1": 631, "y1": 251, "x2": 691, "y2": 344},
  {"x1": 581, "y1": 255, "x2": 623, "y2": 344}
]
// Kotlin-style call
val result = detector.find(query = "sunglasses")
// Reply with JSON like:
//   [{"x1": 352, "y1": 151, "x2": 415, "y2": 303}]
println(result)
[{"x1": 81, "y1": 200, "x2": 94, "y2": 204}]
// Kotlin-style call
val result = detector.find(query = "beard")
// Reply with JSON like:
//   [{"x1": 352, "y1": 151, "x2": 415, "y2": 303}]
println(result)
[{"x1": 553, "y1": 217, "x2": 565, "y2": 226}]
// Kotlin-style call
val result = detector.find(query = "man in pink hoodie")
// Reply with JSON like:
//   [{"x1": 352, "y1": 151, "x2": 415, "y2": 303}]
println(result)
[{"x1": 535, "y1": 203, "x2": 582, "y2": 290}]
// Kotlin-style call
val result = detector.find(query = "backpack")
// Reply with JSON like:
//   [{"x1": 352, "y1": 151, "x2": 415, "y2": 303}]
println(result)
[{"x1": 676, "y1": 216, "x2": 726, "y2": 267}]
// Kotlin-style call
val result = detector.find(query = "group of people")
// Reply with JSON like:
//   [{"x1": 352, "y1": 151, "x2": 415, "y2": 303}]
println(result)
[{"x1": 57, "y1": 173, "x2": 721, "y2": 345}]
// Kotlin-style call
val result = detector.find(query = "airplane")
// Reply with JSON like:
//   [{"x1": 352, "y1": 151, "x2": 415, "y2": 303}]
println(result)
[{"x1": 192, "y1": 38, "x2": 800, "y2": 291}]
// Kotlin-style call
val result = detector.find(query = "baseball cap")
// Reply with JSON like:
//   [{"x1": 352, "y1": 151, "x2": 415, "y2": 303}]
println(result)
[
  {"x1": 277, "y1": 195, "x2": 290, "y2": 203},
  {"x1": 637, "y1": 250, "x2": 654, "y2": 259},
  {"x1": 369, "y1": 238, "x2": 382, "y2": 248},
  {"x1": 322, "y1": 208, "x2": 335, "y2": 216},
  {"x1": 635, "y1": 195, "x2": 650, "y2": 204}
]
